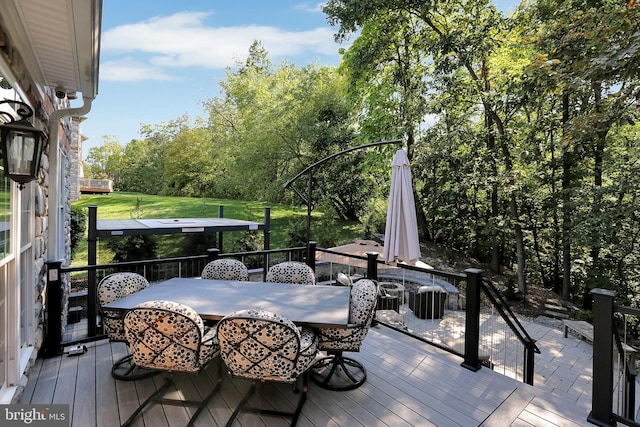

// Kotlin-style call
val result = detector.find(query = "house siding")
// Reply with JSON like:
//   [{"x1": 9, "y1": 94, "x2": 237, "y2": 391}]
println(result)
[{"x1": 0, "y1": 22, "x2": 76, "y2": 403}]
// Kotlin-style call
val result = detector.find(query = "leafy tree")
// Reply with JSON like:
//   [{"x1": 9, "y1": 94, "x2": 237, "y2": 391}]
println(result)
[
  {"x1": 163, "y1": 126, "x2": 218, "y2": 197},
  {"x1": 203, "y1": 43, "x2": 362, "y2": 227},
  {"x1": 520, "y1": 0, "x2": 640, "y2": 301},
  {"x1": 84, "y1": 136, "x2": 123, "y2": 180},
  {"x1": 324, "y1": 0, "x2": 534, "y2": 293}
]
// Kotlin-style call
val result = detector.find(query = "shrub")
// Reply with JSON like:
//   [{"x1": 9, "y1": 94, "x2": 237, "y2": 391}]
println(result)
[
  {"x1": 70, "y1": 206, "x2": 87, "y2": 256},
  {"x1": 105, "y1": 235, "x2": 158, "y2": 262}
]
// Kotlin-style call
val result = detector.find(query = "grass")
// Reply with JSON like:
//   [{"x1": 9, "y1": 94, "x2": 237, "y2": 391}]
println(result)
[{"x1": 71, "y1": 192, "x2": 362, "y2": 266}]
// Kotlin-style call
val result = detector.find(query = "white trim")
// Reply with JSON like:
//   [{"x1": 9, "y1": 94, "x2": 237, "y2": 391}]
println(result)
[
  {"x1": 0, "y1": 345, "x2": 36, "y2": 404},
  {"x1": 6, "y1": 181, "x2": 20, "y2": 386}
]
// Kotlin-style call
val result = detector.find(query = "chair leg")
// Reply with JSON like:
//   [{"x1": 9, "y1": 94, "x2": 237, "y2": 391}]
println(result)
[
  {"x1": 226, "y1": 373, "x2": 309, "y2": 427},
  {"x1": 186, "y1": 359, "x2": 223, "y2": 427},
  {"x1": 226, "y1": 383, "x2": 257, "y2": 427},
  {"x1": 310, "y1": 351, "x2": 367, "y2": 391},
  {"x1": 121, "y1": 375, "x2": 174, "y2": 427},
  {"x1": 111, "y1": 353, "x2": 159, "y2": 381},
  {"x1": 121, "y1": 360, "x2": 223, "y2": 427}
]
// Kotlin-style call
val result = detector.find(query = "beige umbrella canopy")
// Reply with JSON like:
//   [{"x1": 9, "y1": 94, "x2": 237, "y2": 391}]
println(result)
[{"x1": 383, "y1": 148, "x2": 421, "y2": 265}]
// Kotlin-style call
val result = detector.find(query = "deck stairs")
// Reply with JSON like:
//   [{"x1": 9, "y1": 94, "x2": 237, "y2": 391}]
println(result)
[{"x1": 543, "y1": 298, "x2": 571, "y2": 320}]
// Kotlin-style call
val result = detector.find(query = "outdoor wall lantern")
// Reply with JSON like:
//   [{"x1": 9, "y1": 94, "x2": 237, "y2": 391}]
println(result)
[{"x1": 0, "y1": 100, "x2": 45, "y2": 189}]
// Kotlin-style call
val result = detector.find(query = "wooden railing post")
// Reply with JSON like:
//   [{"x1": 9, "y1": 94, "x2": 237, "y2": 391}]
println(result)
[
  {"x1": 588, "y1": 288, "x2": 616, "y2": 427},
  {"x1": 43, "y1": 260, "x2": 63, "y2": 357},
  {"x1": 366, "y1": 252, "x2": 379, "y2": 281},
  {"x1": 462, "y1": 268, "x2": 483, "y2": 372}
]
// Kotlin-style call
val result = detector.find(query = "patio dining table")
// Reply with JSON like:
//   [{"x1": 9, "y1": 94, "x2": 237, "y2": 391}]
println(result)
[{"x1": 103, "y1": 277, "x2": 352, "y2": 329}]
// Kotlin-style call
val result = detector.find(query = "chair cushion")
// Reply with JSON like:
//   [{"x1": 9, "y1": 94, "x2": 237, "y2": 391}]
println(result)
[
  {"x1": 350, "y1": 279, "x2": 378, "y2": 324},
  {"x1": 217, "y1": 309, "x2": 318, "y2": 382},
  {"x1": 265, "y1": 261, "x2": 316, "y2": 285},
  {"x1": 124, "y1": 300, "x2": 218, "y2": 372},
  {"x1": 317, "y1": 279, "x2": 377, "y2": 352},
  {"x1": 97, "y1": 273, "x2": 149, "y2": 342},
  {"x1": 201, "y1": 258, "x2": 249, "y2": 281}
]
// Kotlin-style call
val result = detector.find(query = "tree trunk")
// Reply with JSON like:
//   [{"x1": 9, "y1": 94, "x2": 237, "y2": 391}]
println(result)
[{"x1": 561, "y1": 92, "x2": 572, "y2": 301}]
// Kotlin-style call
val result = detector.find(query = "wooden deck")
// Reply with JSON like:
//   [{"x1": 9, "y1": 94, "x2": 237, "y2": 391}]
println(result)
[{"x1": 20, "y1": 325, "x2": 591, "y2": 427}]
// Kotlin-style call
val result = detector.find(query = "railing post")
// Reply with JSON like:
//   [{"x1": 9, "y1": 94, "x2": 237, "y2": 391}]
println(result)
[
  {"x1": 43, "y1": 260, "x2": 63, "y2": 357},
  {"x1": 366, "y1": 252, "x2": 379, "y2": 281},
  {"x1": 588, "y1": 288, "x2": 616, "y2": 427},
  {"x1": 263, "y1": 207, "x2": 271, "y2": 281},
  {"x1": 207, "y1": 248, "x2": 221, "y2": 260},
  {"x1": 307, "y1": 241, "x2": 316, "y2": 270},
  {"x1": 218, "y1": 206, "x2": 224, "y2": 252},
  {"x1": 625, "y1": 366, "x2": 636, "y2": 420},
  {"x1": 462, "y1": 268, "x2": 483, "y2": 372},
  {"x1": 264, "y1": 207, "x2": 271, "y2": 250},
  {"x1": 87, "y1": 205, "x2": 98, "y2": 337},
  {"x1": 523, "y1": 340, "x2": 535, "y2": 385}
]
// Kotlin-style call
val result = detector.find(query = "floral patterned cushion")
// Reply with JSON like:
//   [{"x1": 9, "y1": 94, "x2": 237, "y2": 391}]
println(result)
[
  {"x1": 97, "y1": 272, "x2": 149, "y2": 342},
  {"x1": 265, "y1": 261, "x2": 316, "y2": 285},
  {"x1": 217, "y1": 309, "x2": 318, "y2": 383},
  {"x1": 201, "y1": 259, "x2": 249, "y2": 281},
  {"x1": 317, "y1": 279, "x2": 377, "y2": 352},
  {"x1": 124, "y1": 300, "x2": 219, "y2": 373}
]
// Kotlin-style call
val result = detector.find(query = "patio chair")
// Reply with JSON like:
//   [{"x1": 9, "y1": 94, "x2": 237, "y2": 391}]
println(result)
[
  {"x1": 201, "y1": 258, "x2": 249, "y2": 281},
  {"x1": 376, "y1": 285, "x2": 400, "y2": 313},
  {"x1": 97, "y1": 272, "x2": 156, "y2": 381},
  {"x1": 217, "y1": 309, "x2": 319, "y2": 427},
  {"x1": 265, "y1": 261, "x2": 316, "y2": 285},
  {"x1": 121, "y1": 300, "x2": 222, "y2": 427},
  {"x1": 310, "y1": 278, "x2": 377, "y2": 391},
  {"x1": 408, "y1": 285, "x2": 447, "y2": 319}
]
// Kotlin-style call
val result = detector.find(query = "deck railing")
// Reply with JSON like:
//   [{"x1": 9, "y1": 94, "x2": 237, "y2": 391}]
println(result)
[
  {"x1": 590, "y1": 289, "x2": 640, "y2": 427},
  {"x1": 44, "y1": 241, "x2": 539, "y2": 385},
  {"x1": 43, "y1": 246, "x2": 307, "y2": 356},
  {"x1": 311, "y1": 244, "x2": 540, "y2": 384}
]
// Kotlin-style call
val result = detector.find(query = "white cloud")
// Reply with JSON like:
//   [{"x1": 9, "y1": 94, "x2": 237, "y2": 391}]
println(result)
[
  {"x1": 292, "y1": 2, "x2": 325, "y2": 13},
  {"x1": 100, "y1": 58, "x2": 179, "y2": 82},
  {"x1": 101, "y1": 11, "x2": 339, "y2": 82}
]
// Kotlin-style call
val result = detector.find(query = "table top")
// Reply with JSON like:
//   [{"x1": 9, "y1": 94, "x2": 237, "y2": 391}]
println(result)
[
  {"x1": 95, "y1": 218, "x2": 264, "y2": 237},
  {"x1": 103, "y1": 277, "x2": 351, "y2": 328}
]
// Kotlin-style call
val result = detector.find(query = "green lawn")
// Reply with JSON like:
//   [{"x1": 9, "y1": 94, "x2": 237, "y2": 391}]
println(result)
[{"x1": 71, "y1": 192, "x2": 362, "y2": 266}]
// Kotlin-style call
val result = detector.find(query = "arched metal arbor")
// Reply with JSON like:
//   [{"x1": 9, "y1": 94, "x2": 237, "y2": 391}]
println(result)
[{"x1": 283, "y1": 139, "x2": 402, "y2": 244}]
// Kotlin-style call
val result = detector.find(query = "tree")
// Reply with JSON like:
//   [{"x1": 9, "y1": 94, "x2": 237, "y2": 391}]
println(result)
[
  {"x1": 324, "y1": 0, "x2": 533, "y2": 293},
  {"x1": 203, "y1": 43, "x2": 362, "y2": 223},
  {"x1": 521, "y1": 0, "x2": 640, "y2": 301},
  {"x1": 84, "y1": 136, "x2": 123, "y2": 180}
]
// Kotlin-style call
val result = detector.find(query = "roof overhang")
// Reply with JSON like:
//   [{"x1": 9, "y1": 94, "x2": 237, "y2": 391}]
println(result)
[{"x1": 0, "y1": 0, "x2": 102, "y2": 100}]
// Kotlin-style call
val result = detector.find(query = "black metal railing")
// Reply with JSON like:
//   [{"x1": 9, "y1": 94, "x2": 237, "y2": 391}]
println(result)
[
  {"x1": 43, "y1": 246, "x2": 307, "y2": 356},
  {"x1": 310, "y1": 244, "x2": 540, "y2": 385},
  {"x1": 590, "y1": 289, "x2": 640, "y2": 427},
  {"x1": 43, "y1": 241, "x2": 539, "y2": 386}
]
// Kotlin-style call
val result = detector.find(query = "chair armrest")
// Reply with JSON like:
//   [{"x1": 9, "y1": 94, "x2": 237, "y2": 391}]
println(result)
[
  {"x1": 299, "y1": 327, "x2": 319, "y2": 355},
  {"x1": 202, "y1": 327, "x2": 218, "y2": 346}
]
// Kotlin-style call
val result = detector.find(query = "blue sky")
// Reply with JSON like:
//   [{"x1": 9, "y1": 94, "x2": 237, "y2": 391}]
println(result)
[{"x1": 79, "y1": 1, "x2": 519, "y2": 158}]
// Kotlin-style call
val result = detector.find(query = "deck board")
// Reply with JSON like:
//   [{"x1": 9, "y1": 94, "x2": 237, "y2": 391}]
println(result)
[{"x1": 19, "y1": 325, "x2": 593, "y2": 427}]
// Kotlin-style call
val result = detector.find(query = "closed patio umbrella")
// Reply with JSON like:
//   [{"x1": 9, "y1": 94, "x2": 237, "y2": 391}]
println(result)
[{"x1": 383, "y1": 148, "x2": 421, "y2": 265}]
